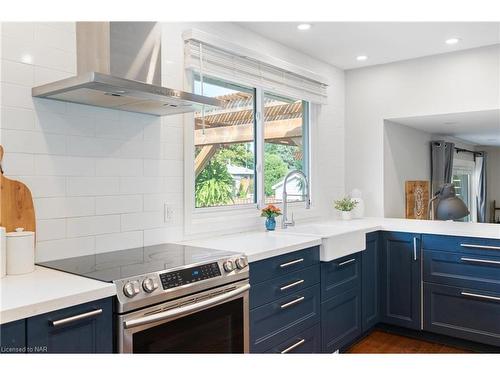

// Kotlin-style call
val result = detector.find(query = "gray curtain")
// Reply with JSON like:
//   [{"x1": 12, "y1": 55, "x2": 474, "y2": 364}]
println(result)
[
  {"x1": 430, "y1": 141, "x2": 455, "y2": 195},
  {"x1": 474, "y1": 153, "x2": 487, "y2": 223}
]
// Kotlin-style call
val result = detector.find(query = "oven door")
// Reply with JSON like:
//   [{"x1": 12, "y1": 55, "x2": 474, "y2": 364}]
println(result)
[{"x1": 117, "y1": 280, "x2": 250, "y2": 353}]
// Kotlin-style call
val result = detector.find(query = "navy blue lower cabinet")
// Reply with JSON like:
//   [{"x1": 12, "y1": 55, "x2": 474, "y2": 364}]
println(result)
[
  {"x1": 362, "y1": 231, "x2": 380, "y2": 333},
  {"x1": 424, "y1": 282, "x2": 500, "y2": 347},
  {"x1": 27, "y1": 298, "x2": 113, "y2": 353},
  {"x1": 250, "y1": 285, "x2": 321, "y2": 353},
  {"x1": 380, "y1": 232, "x2": 421, "y2": 330},
  {"x1": 321, "y1": 287, "x2": 361, "y2": 353},
  {"x1": 0, "y1": 319, "x2": 26, "y2": 354},
  {"x1": 265, "y1": 324, "x2": 321, "y2": 353},
  {"x1": 321, "y1": 253, "x2": 361, "y2": 301}
]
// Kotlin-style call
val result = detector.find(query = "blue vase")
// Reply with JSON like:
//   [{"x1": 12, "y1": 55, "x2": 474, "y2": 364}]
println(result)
[{"x1": 265, "y1": 217, "x2": 276, "y2": 231}]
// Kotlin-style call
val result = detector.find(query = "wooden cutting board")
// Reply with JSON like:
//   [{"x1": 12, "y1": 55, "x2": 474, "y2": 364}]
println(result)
[
  {"x1": 405, "y1": 180, "x2": 430, "y2": 220},
  {"x1": 0, "y1": 145, "x2": 36, "y2": 233}
]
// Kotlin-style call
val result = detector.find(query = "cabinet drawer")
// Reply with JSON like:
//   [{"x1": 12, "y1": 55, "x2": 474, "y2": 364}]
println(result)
[
  {"x1": 321, "y1": 252, "x2": 361, "y2": 301},
  {"x1": 424, "y1": 250, "x2": 500, "y2": 292},
  {"x1": 423, "y1": 235, "x2": 500, "y2": 256},
  {"x1": 0, "y1": 320, "x2": 26, "y2": 354},
  {"x1": 250, "y1": 284, "x2": 321, "y2": 353},
  {"x1": 424, "y1": 282, "x2": 500, "y2": 347},
  {"x1": 265, "y1": 324, "x2": 321, "y2": 353},
  {"x1": 250, "y1": 264, "x2": 320, "y2": 309},
  {"x1": 250, "y1": 246, "x2": 320, "y2": 284},
  {"x1": 27, "y1": 298, "x2": 113, "y2": 353},
  {"x1": 321, "y1": 287, "x2": 361, "y2": 353}
]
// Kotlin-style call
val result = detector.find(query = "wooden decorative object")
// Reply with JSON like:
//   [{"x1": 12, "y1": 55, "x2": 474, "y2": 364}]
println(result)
[
  {"x1": 0, "y1": 145, "x2": 36, "y2": 233},
  {"x1": 405, "y1": 180, "x2": 430, "y2": 220}
]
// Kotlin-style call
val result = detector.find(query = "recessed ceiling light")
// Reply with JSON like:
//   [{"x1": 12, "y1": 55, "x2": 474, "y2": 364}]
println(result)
[
  {"x1": 356, "y1": 55, "x2": 368, "y2": 61},
  {"x1": 445, "y1": 38, "x2": 461, "y2": 45},
  {"x1": 297, "y1": 23, "x2": 311, "y2": 31}
]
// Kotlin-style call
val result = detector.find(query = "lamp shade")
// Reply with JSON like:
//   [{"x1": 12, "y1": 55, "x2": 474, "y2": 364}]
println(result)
[{"x1": 435, "y1": 184, "x2": 470, "y2": 221}]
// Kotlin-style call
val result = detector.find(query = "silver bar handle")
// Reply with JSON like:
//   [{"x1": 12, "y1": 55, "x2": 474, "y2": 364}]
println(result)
[
  {"x1": 461, "y1": 291, "x2": 500, "y2": 302},
  {"x1": 338, "y1": 258, "x2": 356, "y2": 267},
  {"x1": 413, "y1": 237, "x2": 417, "y2": 261},
  {"x1": 460, "y1": 243, "x2": 500, "y2": 251},
  {"x1": 280, "y1": 279, "x2": 305, "y2": 291},
  {"x1": 280, "y1": 296, "x2": 305, "y2": 309},
  {"x1": 280, "y1": 258, "x2": 304, "y2": 268},
  {"x1": 51, "y1": 309, "x2": 103, "y2": 327},
  {"x1": 124, "y1": 284, "x2": 250, "y2": 329},
  {"x1": 281, "y1": 338, "x2": 306, "y2": 354},
  {"x1": 461, "y1": 257, "x2": 500, "y2": 265}
]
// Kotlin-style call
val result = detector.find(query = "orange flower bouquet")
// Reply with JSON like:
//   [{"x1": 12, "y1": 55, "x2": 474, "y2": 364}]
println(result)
[{"x1": 260, "y1": 204, "x2": 282, "y2": 218}]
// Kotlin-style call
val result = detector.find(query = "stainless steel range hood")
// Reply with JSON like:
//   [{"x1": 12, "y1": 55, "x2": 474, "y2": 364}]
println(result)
[{"x1": 32, "y1": 22, "x2": 222, "y2": 116}]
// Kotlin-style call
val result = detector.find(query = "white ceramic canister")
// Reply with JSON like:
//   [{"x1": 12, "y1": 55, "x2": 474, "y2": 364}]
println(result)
[
  {"x1": 6, "y1": 228, "x2": 35, "y2": 275},
  {"x1": 0, "y1": 227, "x2": 6, "y2": 278}
]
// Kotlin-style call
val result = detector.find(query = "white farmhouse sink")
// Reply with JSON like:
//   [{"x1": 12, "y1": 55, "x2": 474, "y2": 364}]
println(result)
[{"x1": 280, "y1": 223, "x2": 370, "y2": 261}]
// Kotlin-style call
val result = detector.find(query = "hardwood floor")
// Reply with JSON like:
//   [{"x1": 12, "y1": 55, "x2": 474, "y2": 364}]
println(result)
[{"x1": 347, "y1": 330, "x2": 472, "y2": 354}]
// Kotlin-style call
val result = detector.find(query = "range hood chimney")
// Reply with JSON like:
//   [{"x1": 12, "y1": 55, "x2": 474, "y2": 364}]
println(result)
[{"x1": 32, "y1": 22, "x2": 222, "y2": 116}]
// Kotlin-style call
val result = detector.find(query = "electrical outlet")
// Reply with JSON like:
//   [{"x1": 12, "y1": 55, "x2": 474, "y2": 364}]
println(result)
[{"x1": 164, "y1": 203, "x2": 173, "y2": 223}]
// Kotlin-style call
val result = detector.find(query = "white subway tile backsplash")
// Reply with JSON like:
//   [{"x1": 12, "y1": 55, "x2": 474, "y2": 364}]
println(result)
[
  {"x1": 1, "y1": 36, "x2": 36, "y2": 65},
  {"x1": 36, "y1": 218, "x2": 66, "y2": 241},
  {"x1": 143, "y1": 159, "x2": 183, "y2": 177},
  {"x1": 119, "y1": 177, "x2": 166, "y2": 194},
  {"x1": 2, "y1": 129, "x2": 66, "y2": 154},
  {"x1": 95, "y1": 158, "x2": 143, "y2": 177},
  {"x1": 67, "y1": 135, "x2": 121, "y2": 157},
  {"x1": 95, "y1": 195, "x2": 143, "y2": 215},
  {"x1": 1, "y1": 106, "x2": 36, "y2": 131},
  {"x1": 143, "y1": 193, "x2": 183, "y2": 212},
  {"x1": 67, "y1": 215, "x2": 121, "y2": 237},
  {"x1": 18, "y1": 176, "x2": 66, "y2": 197},
  {"x1": 34, "y1": 23, "x2": 76, "y2": 52},
  {"x1": 34, "y1": 155, "x2": 95, "y2": 176},
  {"x1": 33, "y1": 66, "x2": 73, "y2": 86},
  {"x1": 162, "y1": 142, "x2": 183, "y2": 160},
  {"x1": 67, "y1": 176, "x2": 120, "y2": 196},
  {"x1": 1, "y1": 82, "x2": 34, "y2": 109},
  {"x1": 35, "y1": 236, "x2": 95, "y2": 262},
  {"x1": 2, "y1": 153, "x2": 34, "y2": 175},
  {"x1": 144, "y1": 226, "x2": 183, "y2": 246},
  {"x1": 1, "y1": 23, "x2": 35, "y2": 42},
  {"x1": 35, "y1": 197, "x2": 95, "y2": 219},
  {"x1": 95, "y1": 231, "x2": 143, "y2": 253},
  {"x1": 1, "y1": 60, "x2": 34, "y2": 86},
  {"x1": 121, "y1": 211, "x2": 164, "y2": 232}
]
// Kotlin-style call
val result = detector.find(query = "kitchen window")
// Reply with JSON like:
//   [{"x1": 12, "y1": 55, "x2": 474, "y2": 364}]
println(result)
[
  {"x1": 452, "y1": 159, "x2": 476, "y2": 222},
  {"x1": 193, "y1": 75, "x2": 310, "y2": 210}
]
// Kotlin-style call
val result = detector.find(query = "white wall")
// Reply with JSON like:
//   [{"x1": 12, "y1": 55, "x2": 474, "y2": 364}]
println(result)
[
  {"x1": 0, "y1": 22, "x2": 345, "y2": 260},
  {"x1": 345, "y1": 45, "x2": 500, "y2": 217},
  {"x1": 383, "y1": 121, "x2": 432, "y2": 218}
]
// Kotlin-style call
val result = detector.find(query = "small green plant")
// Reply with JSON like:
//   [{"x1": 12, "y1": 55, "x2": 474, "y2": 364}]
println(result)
[{"x1": 334, "y1": 197, "x2": 358, "y2": 212}]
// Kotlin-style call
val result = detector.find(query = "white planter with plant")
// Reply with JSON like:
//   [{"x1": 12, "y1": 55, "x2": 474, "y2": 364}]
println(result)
[{"x1": 334, "y1": 197, "x2": 358, "y2": 220}]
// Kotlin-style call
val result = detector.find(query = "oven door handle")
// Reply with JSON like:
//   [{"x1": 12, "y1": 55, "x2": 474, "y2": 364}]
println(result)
[{"x1": 124, "y1": 284, "x2": 250, "y2": 329}]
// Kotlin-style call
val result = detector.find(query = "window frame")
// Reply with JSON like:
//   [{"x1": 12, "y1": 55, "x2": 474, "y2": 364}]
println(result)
[{"x1": 184, "y1": 71, "x2": 312, "y2": 219}]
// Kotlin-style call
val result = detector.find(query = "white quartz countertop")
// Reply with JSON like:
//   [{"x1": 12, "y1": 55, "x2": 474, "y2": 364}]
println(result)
[
  {"x1": 322, "y1": 217, "x2": 500, "y2": 239},
  {"x1": 179, "y1": 217, "x2": 499, "y2": 264},
  {"x1": 0, "y1": 266, "x2": 116, "y2": 324},
  {"x1": 178, "y1": 231, "x2": 323, "y2": 263}
]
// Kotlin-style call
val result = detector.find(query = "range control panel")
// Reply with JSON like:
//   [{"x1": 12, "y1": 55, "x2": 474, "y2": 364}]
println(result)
[{"x1": 159, "y1": 262, "x2": 222, "y2": 290}]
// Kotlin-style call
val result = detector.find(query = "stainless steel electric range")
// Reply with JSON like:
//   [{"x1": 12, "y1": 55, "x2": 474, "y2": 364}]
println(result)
[{"x1": 38, "y1": 243, "x2": 250, "y2": 353}]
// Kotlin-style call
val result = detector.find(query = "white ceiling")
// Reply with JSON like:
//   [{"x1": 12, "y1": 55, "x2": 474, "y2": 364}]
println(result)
[
  {"x1": 389, "y1": 109, "x2": 500, "y2": 147},
  {"x1": 238, "y1": 22, "x2": 500, "y2": 69}
]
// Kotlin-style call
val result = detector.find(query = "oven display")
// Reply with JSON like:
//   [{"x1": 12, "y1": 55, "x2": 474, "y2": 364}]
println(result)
[{"x1": 160, "y1": 262, "x2": 221, "y2": 290}]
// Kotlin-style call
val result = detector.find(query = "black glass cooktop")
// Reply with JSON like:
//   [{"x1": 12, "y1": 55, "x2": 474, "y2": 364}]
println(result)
[{"x1": 37, "y1": 243, "x2": 238, "y2": 283}]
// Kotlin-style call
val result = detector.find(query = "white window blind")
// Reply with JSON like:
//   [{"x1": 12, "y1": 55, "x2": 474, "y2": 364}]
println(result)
[{"x1": 185, "y1": 39, "x2": 328, "y2": 104}]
